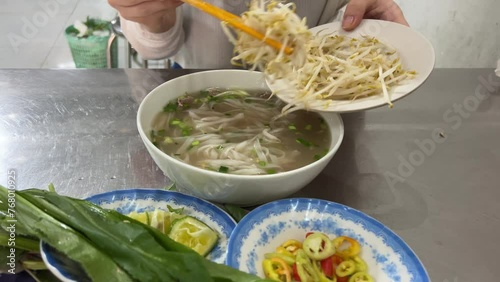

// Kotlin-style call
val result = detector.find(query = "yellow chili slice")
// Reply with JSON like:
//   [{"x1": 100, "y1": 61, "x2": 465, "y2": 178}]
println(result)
[
  {"x1": 336, "y1": 260, "x2": 356, "y2": 277},
  {"x1": 262, "y1": 257, "x2": 292, "y2": 282},
  {"x1": 282, "y1": 239, "x2": 303, "y2": 254},
  {"x1": 333, "y1": 236, "x2": 361, "y2": 258}
]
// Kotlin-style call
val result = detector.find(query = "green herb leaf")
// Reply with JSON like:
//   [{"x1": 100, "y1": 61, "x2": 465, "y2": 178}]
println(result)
[
  {"x1": 166, "y1": 205, "x2": 185, "y2": 215},
  {"x1": 219, "y1": 166, "x2": 229, "y2": 173},
  {"x1": 223, "y1": 205, "x2": 248, "y2": 223}
]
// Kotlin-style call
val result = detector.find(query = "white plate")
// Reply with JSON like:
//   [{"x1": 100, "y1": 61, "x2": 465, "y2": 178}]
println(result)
[{"x1": 267, "y1": 20, "x2": 436, "y2": 113}]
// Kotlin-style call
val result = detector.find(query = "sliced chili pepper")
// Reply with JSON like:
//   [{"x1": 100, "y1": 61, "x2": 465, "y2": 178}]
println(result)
[
  {"x1": 332, "y1": 255, "x2": 344, "y2": 269},
  {"x1": 333, "y1": 236, "x2": 361, "y2": 258},
  {"x1": 320, "y1": 256, "x2": 334, "y2": 278},
  {"x1": 276, "y1": 246, "x2": 295, "y2": 257},
  {"x1": 265, "y1": 252, "x2": 295, "y2": 265},
  {"x1": 337, "y1": 276, "x2": 349, "y2": 282},
  {"x1": 305, "y1": 232, "x2": 315, "y2": 238},
  {"x1": 303, "y1": 233, "x2": 336, "y2": 260},
  {"x1": 295, "y1": 249, "x2": 319, "y2": 282},
  {"x1": 263, "y1": 259, "x2": 281, "y2": 281},
  {"x1": 282, "y1": 239, "x2": 303, "y2": 254},
  {"x1": 312, "y1": 260, "x2": 337, "y2": 282},
  {"x1": 352, "y1": 256, "x2": 368, "y2": 272},
  {"x1": 348, "y1": 272, "x2": 374, "y2": 282},
  {"x1": 271, "y1": 257, "x2": 292, "y2": 282},
  {"x1": 335, "y1": 260, "x2": 356, "y2": 277},
  {"x1": 262, "y1": 258, "x2": 292, "y2": 282},
  {"x1": 292, "y1": 263, "x2": 301, "y2": 282}
]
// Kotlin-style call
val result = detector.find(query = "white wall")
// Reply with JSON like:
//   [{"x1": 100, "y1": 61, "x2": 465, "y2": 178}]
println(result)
[{"x1": 397, "y1": 0, "x2": 499, "y2": 68}]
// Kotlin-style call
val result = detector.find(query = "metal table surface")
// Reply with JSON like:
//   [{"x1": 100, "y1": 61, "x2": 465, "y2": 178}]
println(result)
[{"x1": 0, "y1": 68, "x2": 499, "y2": 282}]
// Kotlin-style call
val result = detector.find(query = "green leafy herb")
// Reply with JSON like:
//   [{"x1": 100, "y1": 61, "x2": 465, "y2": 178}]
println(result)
[
  {"x1": 0, "y1": 186, "x2": 273, "y2": 282},
  {"x1": 288, "y1": 124, "x2": 297, "y2": 130},
  {"x1": 305, "y1": 124, "x2": 312, "y2": 130},
  {"x1": 223, "y1": 205, "x2": 248, "y2": 223},
  {"x1": 258, "y1": 161, "x2": 267, "y2": 167},
  {"x1": 266, "y1": 169, "x2": 277, "y2": 174},
  {"x1": 219, "y1": 166, "x2": 229, "y2": 173},
  {"x1": 164, "y1": 183, "x2": 177, "y2": 191}
]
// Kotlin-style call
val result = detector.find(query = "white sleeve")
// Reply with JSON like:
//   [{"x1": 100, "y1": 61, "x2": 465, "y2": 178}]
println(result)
[{"x1": 120, "y1": 7, "x2": 185, "y2": 60}]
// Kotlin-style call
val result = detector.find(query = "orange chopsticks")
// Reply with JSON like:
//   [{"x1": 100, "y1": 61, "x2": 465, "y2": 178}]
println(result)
[{"x1": 181, "y1": 0, "x2": 294, "y2": 55}]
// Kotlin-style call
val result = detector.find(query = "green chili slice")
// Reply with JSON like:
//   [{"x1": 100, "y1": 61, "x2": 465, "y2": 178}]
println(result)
[{"x1": 302, "y1": 233, "x2": 336, "y2": 260}]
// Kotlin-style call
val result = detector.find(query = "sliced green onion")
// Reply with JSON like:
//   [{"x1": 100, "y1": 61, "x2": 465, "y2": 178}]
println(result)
[
  {"x1": 305, "y1": 124, "x2": 312, "y2": 130},
  {"x1": 219, "y1": 166, "x2": 229, "y2": 173},
  {"x1": 266, "y1": 169, "x2": 277, "y2": 174},
  {"x1": 191, "y1": 140, "x2": 200, "y2": 146},
  {"x1": 164, "y1": 137, "x2": 174, "y2": 144},
  {"x1": 182, "y1": 129, "x2": 191, "y2": 136},
  {"x1": 170, "y1": 119, "x2": 181, "y2": 125},
  {"x1": 163, "y1": 102, "x2": 178, "y2": 112},
  {"x1": 296, "y1": 138, "x2": 312, "y2": 147},
  {"x1": 216, "y1": 145, "x2": 224, "y2": 150},
  {"x1": 288, "y1": 124, "x2": 297, "y2": 130},
  {"x1": 258, "y1": 161, "x2": 267, "y2": 167}
]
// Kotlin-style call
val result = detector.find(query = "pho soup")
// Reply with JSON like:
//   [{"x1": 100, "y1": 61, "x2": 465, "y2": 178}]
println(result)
[{"x1": 150, "y1": 88, "x2": 331, "y2": 175}]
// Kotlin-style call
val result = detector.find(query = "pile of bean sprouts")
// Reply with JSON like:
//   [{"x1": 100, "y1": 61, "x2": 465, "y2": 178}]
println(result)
[{"x1": 222, "y1": 0, "x2": 416, "y2": 113}]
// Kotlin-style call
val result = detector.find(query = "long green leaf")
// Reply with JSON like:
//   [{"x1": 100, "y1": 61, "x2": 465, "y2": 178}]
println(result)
[
  {"x1": 20, "y1": 189, "x2": 212, "y2": 282},
  {"x1": 0, "y1": 186, "x2": 133, "y2": 282}
]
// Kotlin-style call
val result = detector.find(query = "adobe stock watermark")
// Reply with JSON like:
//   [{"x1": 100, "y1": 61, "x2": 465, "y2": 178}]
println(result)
[
  {"x1": 5, "y1": 169, "x2": 17, "y2": 274},
  {"x1": 7, "y1": 0, "x2": 71, "y2": 54},
  {"x1": 384, "y1": 73, "x2": 500, "y2": 188}
]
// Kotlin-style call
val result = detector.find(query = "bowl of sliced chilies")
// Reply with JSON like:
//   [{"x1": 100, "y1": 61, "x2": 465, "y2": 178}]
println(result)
[{"x1": 226, "y1": 198, "x2": 430, "y2": 282}]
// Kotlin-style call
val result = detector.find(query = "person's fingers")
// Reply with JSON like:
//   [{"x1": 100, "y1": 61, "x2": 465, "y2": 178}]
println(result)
[
  {"x1": 381, "y1": 3, "x2": 409, "y2": 26},
  {"x1": 342, "y1": 0, "x2": 375, "y2": 31}
]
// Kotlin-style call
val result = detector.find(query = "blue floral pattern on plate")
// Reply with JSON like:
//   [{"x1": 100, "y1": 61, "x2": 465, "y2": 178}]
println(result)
[
  {"x1": 41, "y1": 188, "x2": 236, "y2": 282},
  {"x1": 226, "y1": 198, "x2": 429, "y2": 282}
]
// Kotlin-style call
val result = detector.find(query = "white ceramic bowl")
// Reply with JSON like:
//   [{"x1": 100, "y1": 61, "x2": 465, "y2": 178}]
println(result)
[
  {"x1": 137, "y1": 70, "x2": 344, "y2": 206},
  {"x1": 226, "y1": 198, "x2": 430, "y2": 282}
]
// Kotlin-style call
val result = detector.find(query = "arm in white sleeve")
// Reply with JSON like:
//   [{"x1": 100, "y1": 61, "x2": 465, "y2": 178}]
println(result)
[
  {"x1": 319, "y1": 0, "x2": 350, "y2": 24},
  {"x1": 120, "y1": 7, "x2": 185, "y2": 60}
]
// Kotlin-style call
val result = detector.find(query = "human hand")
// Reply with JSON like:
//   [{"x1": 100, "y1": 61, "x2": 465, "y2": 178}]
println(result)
[
  {"x1": 342, "y1": 0, "x2": 409, "y2": 31},
  {"x1": 108, "y1": 0, "x2": 183, "y2": 33}
]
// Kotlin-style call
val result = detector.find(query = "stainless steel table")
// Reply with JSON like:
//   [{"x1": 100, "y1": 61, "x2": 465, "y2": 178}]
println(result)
[{"x1": 1, "y1": 68, "x2": 499, "y2": 282}]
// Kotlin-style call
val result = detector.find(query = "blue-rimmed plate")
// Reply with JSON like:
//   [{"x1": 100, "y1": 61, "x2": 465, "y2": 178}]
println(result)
[
  {"x1": 40, "y1": 188, "x2": 237, "y2": 282},
  {"x1": 226, "y1": 198, "x2": 429, "y2": 282}
]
